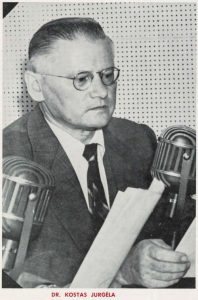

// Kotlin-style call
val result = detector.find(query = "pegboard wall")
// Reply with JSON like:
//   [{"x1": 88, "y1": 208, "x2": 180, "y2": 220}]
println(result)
[{"x1": 3, "y1": 2, "x2": 196, "y2": 136}]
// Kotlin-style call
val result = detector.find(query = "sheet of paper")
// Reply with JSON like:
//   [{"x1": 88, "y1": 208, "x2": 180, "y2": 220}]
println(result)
[
  {"x1": 176, "y1": 219, "x2": 196, "y2": 277},
  {"x1": 71, "y1": 180, "x2": 164, "y2": 288}
]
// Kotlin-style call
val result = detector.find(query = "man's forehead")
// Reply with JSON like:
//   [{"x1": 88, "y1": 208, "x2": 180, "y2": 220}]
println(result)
[
  {"x1": 40, "y1": 36, "x2": 114, "y2": 73},
  {"x1": 51, "y1": 36, "x2": 113, "y2": 55}
]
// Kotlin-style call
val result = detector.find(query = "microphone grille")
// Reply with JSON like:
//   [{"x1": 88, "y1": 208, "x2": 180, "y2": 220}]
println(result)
[
  {"x1": 3, "y1": 156, "x2": 55, "y2": 240},
  {"x1": 151, "y1": 125, "x2": 196, "y2": 194},
  {"x1": 3, "y1": 156, "x2": 54, "y2": 187}
]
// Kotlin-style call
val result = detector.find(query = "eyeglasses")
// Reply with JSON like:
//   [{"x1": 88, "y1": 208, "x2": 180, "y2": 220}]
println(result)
[{"x1": 35, "y1": 67, "x2": 120, "y2": 91}]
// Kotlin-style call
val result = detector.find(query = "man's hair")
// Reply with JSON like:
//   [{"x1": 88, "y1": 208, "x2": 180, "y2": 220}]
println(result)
[{"x1": 28, "y1": 17, "x2": 112, "y2": 60}]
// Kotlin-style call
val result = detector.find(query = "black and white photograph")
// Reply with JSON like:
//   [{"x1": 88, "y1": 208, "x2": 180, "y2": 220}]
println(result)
[{"x1": 1, "y1": 1, "x2": 196, "y2": 299}]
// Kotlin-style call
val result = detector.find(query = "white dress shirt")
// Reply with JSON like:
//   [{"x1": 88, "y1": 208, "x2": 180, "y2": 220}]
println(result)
[{"x1": 45, "y1": 118, "x2": 110, "y2": 211}]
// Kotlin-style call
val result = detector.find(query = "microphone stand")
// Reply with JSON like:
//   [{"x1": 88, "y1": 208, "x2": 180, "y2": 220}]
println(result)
[
  {"x1": 168, "y1": 149, "x2": 195, "y2": 249},
  {"x1": 3, "y1": 192, "x2": 38, "y2": 281}
]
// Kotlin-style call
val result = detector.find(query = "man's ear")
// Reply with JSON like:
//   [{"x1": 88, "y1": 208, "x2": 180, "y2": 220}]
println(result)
[{"x1": 24, "y1": 71, "x2": 44, "y2": 102}]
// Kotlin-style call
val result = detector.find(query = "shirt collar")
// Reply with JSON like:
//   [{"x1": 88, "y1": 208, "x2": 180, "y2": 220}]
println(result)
[
  {"x1": 89, "y1": 128, "x2": 105, "y2": 148},
  {"x1": 44, "y1": 116, "x2": 105, "y2": 157}
]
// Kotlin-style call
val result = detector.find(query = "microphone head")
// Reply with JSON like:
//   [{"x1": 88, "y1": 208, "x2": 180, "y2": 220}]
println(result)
[
  {"x1": 3, "y1": 156, "x2": 55, "y2": 241},
  {"x1": 151, "y1": 125, "x2": 196, "y2": 194}
]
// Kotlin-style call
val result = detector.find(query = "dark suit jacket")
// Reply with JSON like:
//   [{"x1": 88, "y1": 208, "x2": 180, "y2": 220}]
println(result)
[{"x1": 3, "y1": 105, "x2": 195, "y2": 287}]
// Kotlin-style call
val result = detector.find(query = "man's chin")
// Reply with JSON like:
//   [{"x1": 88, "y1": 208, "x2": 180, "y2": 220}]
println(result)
[{"x1": 83, "y1": 118, "x2": 111, "y2": 131}]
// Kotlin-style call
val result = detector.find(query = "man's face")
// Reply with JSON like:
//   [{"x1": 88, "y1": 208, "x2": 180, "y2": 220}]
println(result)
[{"x1": 36, "y1": 37, "x2": 117, "y2": 131}]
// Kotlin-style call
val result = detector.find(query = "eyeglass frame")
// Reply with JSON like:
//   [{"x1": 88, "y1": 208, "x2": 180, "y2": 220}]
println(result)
[{"x1": 33, "y1": 66, "x2": 120, "y2": 91}]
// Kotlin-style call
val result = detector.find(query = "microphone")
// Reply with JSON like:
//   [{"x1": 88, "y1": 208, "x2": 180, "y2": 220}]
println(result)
[
  {"x1": 2, "y1": 156, "x2": 55, "y2": 279},
  {"x1": 151, "y1": 125, "x2": 196, "y2": 248}
]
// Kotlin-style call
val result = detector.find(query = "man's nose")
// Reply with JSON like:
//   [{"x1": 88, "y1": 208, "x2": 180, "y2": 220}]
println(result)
[{"x1": 89, "y1": 74, "x2": 108, "y2": 99}]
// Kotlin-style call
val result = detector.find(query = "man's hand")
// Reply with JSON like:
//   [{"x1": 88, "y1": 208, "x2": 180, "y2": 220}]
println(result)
[{"x1": 118, "y1": 239, "x2": 191, "y2": 288}]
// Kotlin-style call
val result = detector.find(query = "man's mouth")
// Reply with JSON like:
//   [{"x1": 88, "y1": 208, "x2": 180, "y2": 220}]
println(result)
[{"x1": 89, "y1": 105, "x2": 108, "y2": 110}]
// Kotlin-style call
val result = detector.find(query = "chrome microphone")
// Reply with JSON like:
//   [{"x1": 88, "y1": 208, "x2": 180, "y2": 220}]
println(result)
[
  {"x1": 151, "y1": 125, "x2": 196, "y2": 194},
  {"x1": 151, "y1": 125, "x2": 196, "y2": 248},
  {"x1": 2, "y1": 156, "x2": 55, "y2": 277}
]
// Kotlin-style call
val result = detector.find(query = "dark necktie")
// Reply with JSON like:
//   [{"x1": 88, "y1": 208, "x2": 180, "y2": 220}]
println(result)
[{"x1": 83, "y1": 143, "x2": 109, "y2": 232}]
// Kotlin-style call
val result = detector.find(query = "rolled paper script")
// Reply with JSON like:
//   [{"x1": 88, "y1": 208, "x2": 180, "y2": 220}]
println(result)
[{"x1": 71, "y1": 179, "x2": 164, "y2": 288}]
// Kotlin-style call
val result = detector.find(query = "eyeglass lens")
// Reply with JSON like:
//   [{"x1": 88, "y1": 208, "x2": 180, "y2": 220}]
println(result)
[
  {"x1": 100, "y1": 67, "x2": 119, "y2": 86},
  {"x1": 74, "y1": 72, "x2": 92, "y2": 90},
  {"x1": 74, "y1": 67, "x2": 119, "y2": 91}
]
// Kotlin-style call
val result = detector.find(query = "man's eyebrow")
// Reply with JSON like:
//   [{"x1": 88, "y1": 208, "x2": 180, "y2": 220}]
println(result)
[
  {"x1": 62, "y1": 69, "x2": 91, "y2": 76},
  {"x1": 75, "y1": 66, "x2": 115, "y2": 74},
  {"x1": 65, "y1": 65, "x2": 115, "y2": 77},
  {"x1": 76, "y1": 70, "x2": 92, "y2": 74}
]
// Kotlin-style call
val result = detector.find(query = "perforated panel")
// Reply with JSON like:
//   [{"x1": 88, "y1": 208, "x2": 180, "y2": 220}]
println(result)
[{"x1": 3, "y1": 2, "x2": 196, "y2": 135}]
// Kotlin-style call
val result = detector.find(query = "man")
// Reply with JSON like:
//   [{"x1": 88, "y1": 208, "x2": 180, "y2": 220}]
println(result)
[{"x1": 3, "y1": 18, "x2": 194, "y2": 288}]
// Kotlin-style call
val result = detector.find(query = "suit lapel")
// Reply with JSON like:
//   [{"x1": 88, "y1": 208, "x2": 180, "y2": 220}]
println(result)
[
  {"x1": 27, "y1": 106, "x2": 96, "y2": 253},
  {"x1": 103, "y1": 122, "x2": 143, "y2": 203},
  {"x1": 103, "y1": 128, "x2": 127, "y2": 206},
  {"x1": 51, "y1": 146, "x2": 96, "y2": 252}
]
